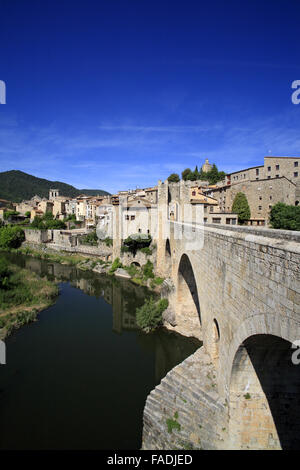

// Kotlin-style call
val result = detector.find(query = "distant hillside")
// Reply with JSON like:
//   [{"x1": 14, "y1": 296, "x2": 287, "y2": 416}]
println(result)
[{"x1": 0, "y1": 170, "x2": 110, "y2": 202}]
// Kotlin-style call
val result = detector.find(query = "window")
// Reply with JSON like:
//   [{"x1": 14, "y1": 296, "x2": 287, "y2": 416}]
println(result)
[
  {"x1": 276, "y1": 175, "x2": 279, "y2": 178},
  {"x1": 130, "y1": 215, "x2": 135, "y2": 220},
  {"x1": 209, "y1": 206, "x2": 214, "y2": 212},
  {"x1": 294, "y1": 172, "x2": 298, "y2": 177},
  {"x1": 269, "y1": 205, "x2": 272, "y2": 209},
  {"x1": 256, "y1": 168, "x2": 259, "y2": 175},
  {"x1": 192, "y1": 191, "x2": 196, "y2": 196},
  {"x1": 276, "y1": 164, "x2": 280, "y2": 170},
  {"x1": 268, "y1": 176, "x2": 271, "y2": 179},
  {"x1": 125, "y1": 215, "x2": 130, "y2": 220},
  {"x1": 294, "y1": 161, "x2": 298, "y2": 167},
  {"x1": 258, "y1": 206, "x2": 262, "y2": 210},
  {"x1": 212, "y1": 217, "x2": 221, "y2": 224},
  {"x1": 270, "y1": 196, "x2": 272, "y2": 200},
  {"x1": 268, "y1": 166, "x2": 271, "y2": 171},
  {"x1": 138, "y1": 228, "x2": 141, "y2": 233},
  {"x1": 259, "y1": 196, "x2": 262, "y2": 200}
]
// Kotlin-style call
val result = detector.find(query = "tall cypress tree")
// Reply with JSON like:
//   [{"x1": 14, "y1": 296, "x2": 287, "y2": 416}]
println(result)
[{"x1": 232, "y1": 192, "x2": 251, "y2": 224}]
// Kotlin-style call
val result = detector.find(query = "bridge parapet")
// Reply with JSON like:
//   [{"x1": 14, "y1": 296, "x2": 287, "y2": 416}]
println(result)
[{"x1": 146, "y1": 221, "x2": 300, "y2": 449}]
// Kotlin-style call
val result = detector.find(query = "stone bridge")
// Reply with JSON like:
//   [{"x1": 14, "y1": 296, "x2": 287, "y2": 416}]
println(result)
[{"x1": 142, "y1": 223, "x2": 300, "y2": 450}]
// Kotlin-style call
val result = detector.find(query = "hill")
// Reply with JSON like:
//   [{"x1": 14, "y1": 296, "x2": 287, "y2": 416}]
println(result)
[{"x1": 0, "y1": 170, "x2": 110, "y2": 202}]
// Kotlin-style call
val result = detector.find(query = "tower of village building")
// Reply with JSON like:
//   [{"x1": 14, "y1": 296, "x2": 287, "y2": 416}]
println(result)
[
  {"x1": 49, "y1": 189, "x2": 60, "y2": 200},
  {"x1": 202, "y1": 159, "x2": 212, "y2": 173}
]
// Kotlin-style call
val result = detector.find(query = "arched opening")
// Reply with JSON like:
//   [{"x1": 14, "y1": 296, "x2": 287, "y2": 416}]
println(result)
[
  {"x1": 164, "y1": 239, "x2": 172, "y2": 276},
  {"x1": 295, "y1": 200, "x2": 299, "y2": 206},
  {"x1": 211, "y1": 319, "x2": 220, "y2": 362},
  {"x1": 131, "y1": 261, "x2": 140, "y2": 267},
  {"x1": 177, "y1": 254, "x2": 201, "y2": 328},
  {"x1": 228, "y1": 334, "x2": 300, "y2": 449}
]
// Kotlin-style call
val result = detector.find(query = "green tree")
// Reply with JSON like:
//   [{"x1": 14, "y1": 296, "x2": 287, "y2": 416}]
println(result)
[
  {"x1": 232, "y1": 192, "x2": 251, "y2": 224},
  {"x1": 0, "y1": 226, "x2": 25, "y2": 249},
  {"x1": 31, "y1": 214, "x2": 66, "y2": 230},
  {"x1": 167, "y1": 173, "x2": 180, "y2": 183},
  {"x1": 25, "y1": 211, "x2": 31, "y2": 218},
  {"x1": 4, "y1": 210, "x2": 19, "y2": 220},
  {"x1": 182, "y1": 168, "x2": 192, "y2": 181},
  {"x1": 269, "y1": 202, "x2": 300, "y2": 231},
  {"x1": 206, "y1": 163, "x2": 220, "y2": 185},
  {"x1": 188, "y1": 166, "x2": 199, "y2": 181},
  {"x1": 136, "y1": 297, "x2": 168, "y2": 332}
]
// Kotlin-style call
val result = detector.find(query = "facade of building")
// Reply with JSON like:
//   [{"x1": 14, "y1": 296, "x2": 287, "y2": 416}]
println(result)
[{"x1": 204, "y1": 156, "x2": 300, "y2": 226}]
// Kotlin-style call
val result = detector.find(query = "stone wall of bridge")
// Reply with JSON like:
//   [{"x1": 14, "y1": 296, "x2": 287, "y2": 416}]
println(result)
[{"x1": 143, "y1": 224, "x2": 300, "y2": 449}]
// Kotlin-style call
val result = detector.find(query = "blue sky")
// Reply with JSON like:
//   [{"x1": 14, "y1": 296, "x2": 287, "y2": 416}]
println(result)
[{"x1": 0, "y1": 0, "x2": 300, "y2": 193}]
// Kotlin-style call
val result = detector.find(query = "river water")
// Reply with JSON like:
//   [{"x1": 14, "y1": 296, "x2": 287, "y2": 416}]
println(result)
[{"x1": 0, "y1": 252, "x2": 200, "y2": 449}]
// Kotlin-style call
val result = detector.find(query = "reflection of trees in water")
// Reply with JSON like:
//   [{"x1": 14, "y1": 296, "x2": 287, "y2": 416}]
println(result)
[
  {"x1": 136, "y1": 329, "x2": 201, "y2": 385},
  {"x1": 4, "y1": 252, "x2": 201, "y2": 385}
]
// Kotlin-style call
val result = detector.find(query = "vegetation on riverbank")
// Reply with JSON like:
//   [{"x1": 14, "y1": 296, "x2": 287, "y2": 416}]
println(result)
[
  {"x1": 136, "y1": 297, "x2": 169, "y2": 333},
  {"x1": 0, "y1": 257, "x2": 58, "y2": 339},
  {"x1": 109, "y1": 257, "x2": 164, "y2": 290},
  {"x1": 0, "y1": 225, "x2": 25, "y2": 249}
]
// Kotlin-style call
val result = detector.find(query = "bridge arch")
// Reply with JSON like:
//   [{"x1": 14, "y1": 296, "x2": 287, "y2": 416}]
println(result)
[
  {"x1": 228, "y1": 334, "x2": 300, "y2": 449},
  {"x1": 176, "y1": 254, "x2": 201, "y2": 333}
]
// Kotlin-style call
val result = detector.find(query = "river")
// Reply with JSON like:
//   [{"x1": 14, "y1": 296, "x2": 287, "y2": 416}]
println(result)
[{"x1": 0, "y1": 252, "x2": 200, "y2": 449}]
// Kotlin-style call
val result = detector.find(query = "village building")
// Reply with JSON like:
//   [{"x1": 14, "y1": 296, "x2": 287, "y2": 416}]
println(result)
[
  {"x1": 190, "y1": 185, "x2": 238, "y2": 225},
  {"x1": 204, "y1": 156, "x2": 300, "y2": 226}
]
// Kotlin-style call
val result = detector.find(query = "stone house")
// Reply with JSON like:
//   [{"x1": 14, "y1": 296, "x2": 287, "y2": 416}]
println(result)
[
  {"x1": 204, "y1": 156, "x2": 299, "y2": 226},
  {"x1": 190, "y1": 185, "x2": 238, "y2": 225}
]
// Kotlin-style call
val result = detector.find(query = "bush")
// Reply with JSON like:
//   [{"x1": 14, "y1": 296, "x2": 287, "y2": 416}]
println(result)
[
  {"x1": 121, "y1": 245, "x2": 129, "y2": 253},
  {"x1": 143, "y1": 260, "x2": 154, "y2": 279},
  {"x1": 104, "y1": 237, "x2": 113, "y2": 247},
  {"x1": 0, "y1": 258, "x2": 11, "y2": 289},
  {"x1": 79, "y1": 230, "x2": 98, "y2": 246},
  {"x1": 3, "y1": 210, "x2": 19, "y2": 220},
  {"x1": 123, "y1": 234, "x2": 152, "y2": 254},
  {"x1": 232, "y1": 192, "x2": 251, "y2": 224},
  {"x1": 151, "y1": 276, "x2": 164, "y2": 287},
  {"x1": 0, "y1": 226, "x2": 25, "y2": 249},
  {"x1": 31, "y1": 214, "x2": 66, "y2": 230},
  {"x1": 269, "y1": 202, "x2": 300, "y2": 231},
  {"x1": 125, "y1": 264, "x2": 139, "y2": 277},
  {"x1": 109, "y1": 257, "x2": 122, "y2": 274},
  {"x1": 136, "y1": 297, "x2": 168, "y2": 332},
  {"x1": 167, "y1": 173, "x2": 180, "y2": 183},
  {"x1": 140, "y1": 246, "x2": 152, "y2": 255},
  {"x1": 64, "y1": 214, "x2": 76, "y2": 222}
]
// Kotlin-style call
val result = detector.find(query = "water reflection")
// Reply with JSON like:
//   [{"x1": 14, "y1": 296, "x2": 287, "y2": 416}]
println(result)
[{"x1": 3, "y1": 252, "x2": 201, "y2": 385}]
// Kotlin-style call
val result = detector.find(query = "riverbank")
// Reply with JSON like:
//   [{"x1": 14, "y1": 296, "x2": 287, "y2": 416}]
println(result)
[
  {"x1": 0, "y1": 260, "x2": 58, "y2": 340},
  {"x1": 9, "y1": 244, "x2": 164, "y2": 293}
]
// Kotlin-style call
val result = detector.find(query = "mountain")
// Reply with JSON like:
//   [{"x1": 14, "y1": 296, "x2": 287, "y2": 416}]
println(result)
[{"x1": 0, "y1": 170, "x2": 110, "y2": 202}]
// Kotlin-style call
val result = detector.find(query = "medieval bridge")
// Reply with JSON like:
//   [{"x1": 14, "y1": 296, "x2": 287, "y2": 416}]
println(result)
[{"x1": 142, "y1": 222, "x2": 300, "y2": 450}]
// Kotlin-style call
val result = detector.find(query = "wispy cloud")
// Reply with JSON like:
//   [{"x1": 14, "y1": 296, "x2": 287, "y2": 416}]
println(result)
[
  {"x1": 0, "y1": 107, "x2": 300, "y2": 194},
  {"x1": 98, "y1": 124, "x2": 221, "y2": 133}
]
